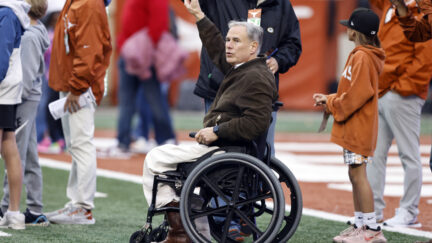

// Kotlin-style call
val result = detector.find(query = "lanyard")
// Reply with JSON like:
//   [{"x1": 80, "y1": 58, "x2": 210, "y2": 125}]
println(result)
[{"x1": 63, "y1": 0, "x2": 74, "y2": 55}]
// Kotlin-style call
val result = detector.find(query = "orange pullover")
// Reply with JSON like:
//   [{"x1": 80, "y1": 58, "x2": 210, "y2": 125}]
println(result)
[{"x1": 327, "y1": 45, "x2": 385, "y2": 157}]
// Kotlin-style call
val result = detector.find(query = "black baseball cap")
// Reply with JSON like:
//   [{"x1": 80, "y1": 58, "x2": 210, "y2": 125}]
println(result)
[{"x1": 340, "y1": 8, "x2": 379, "y2": 37}]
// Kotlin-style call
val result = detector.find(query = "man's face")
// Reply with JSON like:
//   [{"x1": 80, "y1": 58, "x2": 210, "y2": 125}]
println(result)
[{"x1": 225, "y1": 26, "x2": 257, "y2": 65}]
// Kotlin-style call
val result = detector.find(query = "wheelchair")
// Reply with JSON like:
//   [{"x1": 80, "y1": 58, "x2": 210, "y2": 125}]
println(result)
[{"x1": 130, "y1": 107, "x2": 302, "y2": 243}]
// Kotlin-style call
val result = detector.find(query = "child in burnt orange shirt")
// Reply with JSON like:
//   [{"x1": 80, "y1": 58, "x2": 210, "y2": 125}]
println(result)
[{"x1": 313, "y1": 8, "x2": 387, "y2": 243}]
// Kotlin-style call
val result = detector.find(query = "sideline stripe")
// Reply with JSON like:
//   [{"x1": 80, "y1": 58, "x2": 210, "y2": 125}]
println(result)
[{"x1": 39, "y1": 158, "x2": 432, "y2": 239}]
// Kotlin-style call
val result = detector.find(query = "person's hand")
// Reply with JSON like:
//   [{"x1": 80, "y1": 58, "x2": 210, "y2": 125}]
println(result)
[
  {"x1": 195, "y1": 127, "x2": 218, "y2": 145},
  {"x1": 390, "y1": 0, "x2": 409, "y2": 16},
  {"x1": 313, "y1": 93, "x2": 327, "y2": 107},
  {"x1": 64, "y1": 93, "x2": 81, "y2": 113},
  {"x1": 266, "y1": 57, "x2": 279, "y2": 74},
  {"x1": 184, "y1": 0, "x2": 205, "y2": 21}
]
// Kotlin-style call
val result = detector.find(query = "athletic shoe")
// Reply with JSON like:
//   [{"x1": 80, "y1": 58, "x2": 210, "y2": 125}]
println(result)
[
  {"x1": 49, "y1": 207, "x2": 95, "y2": 225},
  {"x1": 383, "y1": 208, "x2": 422, "y2": 228},
  {"x1": 333, "y1": 224, "x2": 362, "y2": 243},
  {"x1": 0, "y1": 212, "x2": 25, "y2": 230},
  {"x1": 45, "y1": 205, "x2": 72, "y2": 220},
  {"x1": 228, "y1": 228, "x2": 244, "y2": 242},
  {"x1": 342, "y1": 226, "x2": 386, "y2": 243},
  {"x1": 130, "y1": 137, "x2": 157, "y2": 154},
  {"x1": 24, "y1": 208, "x2": 50, "y2": 226}
]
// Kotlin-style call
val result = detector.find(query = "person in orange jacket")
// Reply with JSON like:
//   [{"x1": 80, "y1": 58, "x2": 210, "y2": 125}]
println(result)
[
  {"x1": 45, "y1": 0, "x2": 112, "y2": 224},
  {"x1": 391, "y1": 0, "x2": 432, "y2": 41},
  {"x1": 366, "y1": 0, "x2": 432, "y2": 228},
  {"x1": 313, "y1": 8, "x2": 387, "y2": 243}
]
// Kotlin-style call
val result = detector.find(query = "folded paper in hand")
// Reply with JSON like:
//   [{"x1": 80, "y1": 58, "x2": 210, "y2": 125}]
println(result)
[{"x1": 48, "y1": 88, "x2": 96, "y2": 120}]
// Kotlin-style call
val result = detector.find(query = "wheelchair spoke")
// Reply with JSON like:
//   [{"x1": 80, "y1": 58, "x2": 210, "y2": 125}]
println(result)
[
  {"x1": 233, "y1": 208, "x2": 263, "y2": 236},
  {"x1": 189, "y1": 205, "x2": 229, "y2": 220},
  {"x1": 201, "y1": 175, "x2": 230, "y2": 204},
  {"x1": 221, "y1": 210, "x2": 235, "y2": 243},
  {"x1": 234, "y1": 193, "x2": 273, "y2": 208},
  {"x1": 232, "y1": 166, "x2": 245, "y2": 203}
]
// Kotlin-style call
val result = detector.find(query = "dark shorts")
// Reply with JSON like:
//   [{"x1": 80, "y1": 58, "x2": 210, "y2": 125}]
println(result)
[{"x1": 0, "y1": 104, "x2": 17, "y2": 132}]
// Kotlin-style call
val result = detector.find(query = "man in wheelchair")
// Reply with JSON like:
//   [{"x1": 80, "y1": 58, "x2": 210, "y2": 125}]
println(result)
[{"x1": 142, "y1": 0, "x2": 278, "y2": 242}]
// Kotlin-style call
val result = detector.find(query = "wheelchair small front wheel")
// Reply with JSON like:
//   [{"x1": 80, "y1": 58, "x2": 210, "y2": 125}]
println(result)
[{"x1": 180, "y1": 153, "x2": 285, "y2": 243}]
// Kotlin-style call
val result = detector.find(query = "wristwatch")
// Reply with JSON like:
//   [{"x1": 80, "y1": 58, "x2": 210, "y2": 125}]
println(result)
[{"x1": 213, "y1": 125, "x2": 219, "y2": 135}]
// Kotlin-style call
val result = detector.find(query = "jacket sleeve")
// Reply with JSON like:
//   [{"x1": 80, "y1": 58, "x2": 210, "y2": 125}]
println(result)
[
  {"x1": 398, "y1": 11, "x2": 432, "y2": 42},
  {"x1": 20, "y1": 32, "x2": 41, "y2": 99},
  {"x1": 273, "y1": 4, "x2": 302, "y2": 74},
  {"x1": 148, "y1": 0, "x2": 169, "y2": 44},
  {"x1": 327, "y1": 53, "x2": 375, "y2": 122},
  {"x1": 196, "y1": 17, "x2": 231, "y2": 74},
  {"x1": 69, "y1": 7, "x2": 111, "y2": 96},
  {"x1": 218, "y1": 77, "x2": 274, "y2": 142},
  {"x1": 0, "y1": 13, "x2": 17, "y2": 82},
  {"x1": 393, "y1": 40, "x2": 432, "y2": 96}
]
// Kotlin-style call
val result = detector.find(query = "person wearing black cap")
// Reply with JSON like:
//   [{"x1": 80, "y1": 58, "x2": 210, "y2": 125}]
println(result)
[{"x1": 313, "y1": 8, "x2": 387, "y2": 243}]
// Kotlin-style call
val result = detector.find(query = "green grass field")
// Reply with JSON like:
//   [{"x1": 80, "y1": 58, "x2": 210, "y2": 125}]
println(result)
[{"x1": 0, "y1": 162, "x2": 429, "y2": 242}]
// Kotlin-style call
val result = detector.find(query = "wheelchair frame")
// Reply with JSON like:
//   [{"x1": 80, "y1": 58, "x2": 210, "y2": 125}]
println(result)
[{"x1": 130, "y1": 145, "x2": 303, "y2": 243}]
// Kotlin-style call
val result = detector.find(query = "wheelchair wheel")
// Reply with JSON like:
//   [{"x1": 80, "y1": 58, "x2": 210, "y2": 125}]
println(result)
[
  {"x1": 180, "y1": 153, "x2": 285, "y2": 243},
  {"x1": 269, "y1": 157, "x2": 303, "y2": 242}
]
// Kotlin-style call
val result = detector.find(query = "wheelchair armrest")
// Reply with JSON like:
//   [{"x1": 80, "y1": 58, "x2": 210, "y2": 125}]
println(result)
[{"x1": 272, "y1": 101, "x2": 284, "y2": 111}]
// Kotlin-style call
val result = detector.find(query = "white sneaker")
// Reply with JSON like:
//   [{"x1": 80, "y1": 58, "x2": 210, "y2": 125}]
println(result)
[
  {"x1": 0, "y1": 212, "x2": 25, "y2": 230},
  {"x1": 45, "y1": 205, "x2": 72, "y2": 220},
  {"x1": 383, "y1": 208, "x2": 422, "y2": 228},
  {"x1": 49, "y1": 207, "x2": 95, "y2": 225},
  {"x1": 130, "y1": 137, "x2": 156, "y2": 154}
]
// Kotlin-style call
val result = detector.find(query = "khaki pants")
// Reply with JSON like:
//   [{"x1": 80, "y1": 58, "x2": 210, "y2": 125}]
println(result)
[{"x1": 142, "y1": 143, "x2": 219, "y2": 208}]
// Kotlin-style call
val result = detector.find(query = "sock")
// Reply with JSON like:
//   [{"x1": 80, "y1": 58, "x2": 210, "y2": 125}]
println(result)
[
  {"x1": 7, "y1": 210, "x2": 20, "y2": 215},
  {"x1": 354, "y1": 211, "x2": 363, "y2": 228},
  {"x1": 30, "y1": 210, "x2": 41, "y2": 216},
  {"x1": 363, "y1": 212, "x2": 379, "y2": 230}
]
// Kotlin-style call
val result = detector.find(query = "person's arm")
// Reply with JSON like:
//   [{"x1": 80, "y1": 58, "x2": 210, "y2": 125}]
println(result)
[
  {"x1": 272, "y1": 4, "x2": 302, "y2": 74},
  {"x1": 20, "y1": 32, "x2": 41, "y2": 99},
  {"x1": 0, "y1": 13, "x2": 17, "y2": 82},
  {"x1": 326, "y1": 52, "x2": 376, "y2": 122},
  {"x1": 185, "y1": 0, "x2": 231, "y2": 74},
  {"x1": 394, "y1": 0, "x2": 432, "y2": 41},
  {"x1": 393, "y1": 40, "x2": 432, "y2": 96}
]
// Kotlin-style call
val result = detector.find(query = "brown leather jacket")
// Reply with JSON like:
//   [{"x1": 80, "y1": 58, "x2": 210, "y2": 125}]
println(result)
[{"x1": 48, "y1": 0, "x2": 112, "y2": 105}]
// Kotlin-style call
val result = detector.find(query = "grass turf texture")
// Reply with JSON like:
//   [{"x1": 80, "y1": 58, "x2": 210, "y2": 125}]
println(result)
[{"x1": 0, "y1": 161, "x2": 429, "y2": 242}]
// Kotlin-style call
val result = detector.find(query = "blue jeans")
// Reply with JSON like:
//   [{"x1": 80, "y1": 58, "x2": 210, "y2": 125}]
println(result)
[{"x1": 117, "y1": 58, "x2": 175, "y2": 148}]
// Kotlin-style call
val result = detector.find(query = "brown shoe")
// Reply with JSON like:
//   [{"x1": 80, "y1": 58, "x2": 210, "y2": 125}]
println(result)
[{"x1": 159, "y1": 202, "x2": 192, "y2": 243}]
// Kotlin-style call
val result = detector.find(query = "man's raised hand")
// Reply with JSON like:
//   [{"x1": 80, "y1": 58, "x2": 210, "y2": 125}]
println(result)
[{"x1": 184, "y1": 0, "x2": 205, "y2": 21}]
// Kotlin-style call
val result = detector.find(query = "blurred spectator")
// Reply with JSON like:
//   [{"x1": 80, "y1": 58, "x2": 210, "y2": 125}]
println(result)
[
  {"x1": 195, "y1": 0, "x2": 302, "y2": 156},
  {"x1": 367, "y1": 0, "x2": 432, "y2": 228},
  {"x1": 115, "y1": 0, "x2": 177, "y2": 156},
  {"x1": 35, "y1": 0, "x2": 66, "y2": 154},
  {"x1": 0, "y1": 0, "x2": 30, "y2": 230},
  {"x1": 1, "y1": 0, "x2": 50, "y2": 226},
  {"x1": 45, "y1": 0, "x2": 112, "y2": 224}
]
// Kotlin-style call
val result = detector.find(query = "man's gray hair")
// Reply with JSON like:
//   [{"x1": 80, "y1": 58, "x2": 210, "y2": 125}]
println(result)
[{"x1": 228, "y1": 21, "x2": 263, "y2": 54}]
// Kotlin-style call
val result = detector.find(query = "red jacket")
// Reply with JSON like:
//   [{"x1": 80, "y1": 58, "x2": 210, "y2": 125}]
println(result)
[
  {"x1": 327, "y1": 45, "x2": 385, "y2": 157},
  {"x1": 117, "y1": 0, "x2": 169, "y2": 51},
  {"x1": 371, "y1": 0, "x2": 432, "y2": 100}
]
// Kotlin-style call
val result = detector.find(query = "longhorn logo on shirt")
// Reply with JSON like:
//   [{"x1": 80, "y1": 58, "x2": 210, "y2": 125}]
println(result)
[{"x1": 342, "y1": 65, "x2": 352, "y2": 81}]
